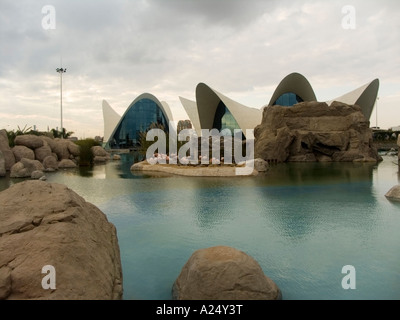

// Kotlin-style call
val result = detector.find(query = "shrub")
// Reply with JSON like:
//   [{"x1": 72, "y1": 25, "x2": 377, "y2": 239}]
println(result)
[{"x1": 74, "y1": 139, "x2": 100, "y2": 166}]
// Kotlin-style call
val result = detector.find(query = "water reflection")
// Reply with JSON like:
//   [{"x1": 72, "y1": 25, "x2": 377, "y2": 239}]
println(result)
[
  {"x1": 254, "y1": 161, "x2": 378, "y2": 241},
  {"x1": 264, "y1": 161, "x2": 376, "y2": 186}
]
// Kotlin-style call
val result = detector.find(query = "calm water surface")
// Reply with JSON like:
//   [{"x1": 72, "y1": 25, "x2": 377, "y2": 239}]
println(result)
[{"x1": 2, "y1": 154, "x2": 399, "y2": 300}]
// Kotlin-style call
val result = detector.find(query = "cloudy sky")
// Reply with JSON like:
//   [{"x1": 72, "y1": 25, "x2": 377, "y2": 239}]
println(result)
[{"x1": 0, "y1": 0, "x2": 399, "y2": 138}]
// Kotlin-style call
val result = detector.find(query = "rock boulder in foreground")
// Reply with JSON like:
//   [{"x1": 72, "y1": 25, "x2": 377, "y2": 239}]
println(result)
[
  {"x1": 0, "y1": 180, "x2": 123, "y2": 300},
  {"x1": 172, "y1": 245, "x2": 281, "y2": 300}
]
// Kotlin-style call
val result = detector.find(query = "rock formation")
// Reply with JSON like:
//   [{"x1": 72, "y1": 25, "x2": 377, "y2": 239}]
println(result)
[
  {"x1": 91, "y1": 146, "x2": 111, "y2": 163},
  {"x1": 398, "y1": 135, "x2": 400, "y2": 164},
  {"x1": 43, "y1": 156, "x2": 58, "y2": 171},
  {"x1": 172, "y1": 245, "x2": 281, "y2": 300},
  {"x1": 34, "y1": 143, "x2": 53, "y2": 162},
  {"x1": 0, "y1": 151, "x2": 5, "y2": 177},
  {"x1": 10, "y1": 158, "x2": 45, "y2": 178},
  {"x1": 254, "y1": 101, "x2": 382, "y2": 163},
  {"x1": 385, "y1": 185, "x2": 400, "y2": 202},
  {"x1": 0, "y1": 180, "x2": 123, "y2": 299},
  {"x1": 12, "y1": 145, "x2": 35, "y2": 162},
  {"x1": 0, "y1": 133, "x2": 114, "y2": 178},
  {"x1": 14, "y1": 135, "x2": 44, "y2": 149},
  {"x1": 0, "y1": 130, "x2": 15, "y2": 170},
  {"x1": 249, "y1": 158, "x2": 269, "y2": 172},
  {"x1": 58, "y1": 159, "x2": 77, "y2": 168}
]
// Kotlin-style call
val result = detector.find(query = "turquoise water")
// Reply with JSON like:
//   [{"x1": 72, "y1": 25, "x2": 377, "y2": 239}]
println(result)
[{"x1": 2, "y1": 154, "x2": 400, "y2": 300}]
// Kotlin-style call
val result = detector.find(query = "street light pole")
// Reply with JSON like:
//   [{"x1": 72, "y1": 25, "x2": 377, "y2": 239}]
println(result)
[
  {"x1": 376, "y1": 96, "x2": 379, "y2": 129},
  {"x1": 56, "y1": 67, "x2": 67, "y2": 138}
]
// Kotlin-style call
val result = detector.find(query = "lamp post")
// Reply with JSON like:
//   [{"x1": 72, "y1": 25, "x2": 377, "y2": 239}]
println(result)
[
  {"x1": 56, "y1": 67, "x2": 67, "y2": 138},
  {"x1": 375, "y1": 96, "x2": 379, "y2": 129}
]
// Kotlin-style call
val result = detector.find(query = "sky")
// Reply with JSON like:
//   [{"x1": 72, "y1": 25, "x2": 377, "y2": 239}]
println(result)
[{"x1": 0, "y1": 0, "x2": 399, "y2": 138}]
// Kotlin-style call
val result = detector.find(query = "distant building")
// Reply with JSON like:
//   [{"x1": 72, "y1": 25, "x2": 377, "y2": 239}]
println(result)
[
  {"x1": 103, "y1": 93, "x2": 174, "y2": 149},
  {"x1": 102, "y1": 72, "x2": 380, "y2": 149},
  {"x1": 389, "y1": 126, "x2": 400, "y2": 131},
  {"x1": 179, "y1": 73, "x2": 379, "y2": 139}
]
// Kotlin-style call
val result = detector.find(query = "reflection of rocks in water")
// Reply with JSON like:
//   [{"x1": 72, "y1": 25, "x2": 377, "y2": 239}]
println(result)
[
  {"x1": 265, "y1": 161, "x2": 376, "y2": 186},
  {"x1": 255, "y1": 162, "x2": 377, "y2": 241}
]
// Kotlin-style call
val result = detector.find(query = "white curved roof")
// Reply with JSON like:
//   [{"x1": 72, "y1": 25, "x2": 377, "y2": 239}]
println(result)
[
  {"x1": 195, "y1": 83, "x2": 262, "y2": 137},
  {"x1": 105, "y1": 93, "x2": 174, "y2": 147},
  {"x1": 326, "y1": 79, "x2": 379, "y2": 120},
  {"x1": 268, "y1": 72, "x2": 317, "y2": 106},
  {"x1": 102, "y1": 100, "x2": 121, "y2": 144},
  {"x1": 179, "y1": 96, "x2": 201, "y2": 136}
]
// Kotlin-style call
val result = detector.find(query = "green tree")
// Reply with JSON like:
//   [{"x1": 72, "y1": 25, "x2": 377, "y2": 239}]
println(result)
[{"x1": 74, "y1": 138, "x2": 100, "y2": 166}]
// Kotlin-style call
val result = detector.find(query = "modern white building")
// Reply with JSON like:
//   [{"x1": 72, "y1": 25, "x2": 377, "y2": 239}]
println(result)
[
  {"x1": 103, "y1": 93, "x2": 174, "y2": 149},
  {"x1": 103, "y1": 73, "x2": 380, "y2": 149}
]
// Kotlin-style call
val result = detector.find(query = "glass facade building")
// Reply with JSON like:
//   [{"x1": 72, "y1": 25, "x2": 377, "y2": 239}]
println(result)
[
  {"x1": 272, "y1": 92, "x2": 304, "y2": 107},
  {"x1": 212, "y1": 101, "x2": 241, "y2": 135},
  {"x1": 107, "y1": 98, "x2": 169, "y2": 149}
]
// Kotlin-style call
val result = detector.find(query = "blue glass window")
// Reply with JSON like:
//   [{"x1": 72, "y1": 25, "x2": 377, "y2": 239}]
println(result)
[
  {"x1": 273, "y1": 92, "x2": 303, "y2": 106},
  {"x1": 212, "y1": 101, "x2": 241, "y2": 134},
  {"x1": 108, "y1": 98, "x2": 169, "y2": 149},
  {"x1": 212, "y1": 101, "x2": 244, "y2": 139}
]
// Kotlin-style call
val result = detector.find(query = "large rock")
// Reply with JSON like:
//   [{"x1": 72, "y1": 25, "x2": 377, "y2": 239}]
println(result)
[
  {"x1": 14, "y1": 135, "x2": 43, "y2": 149},
  {"x1": 67, "y1": 142, "x2": 80, "y2": 157},
  {"x1": 10, "y1": 158, "x2": 45, "y2": 178},
  {"x1": 385, "y1": 185, "x2": 400, "y2": 202},
  {"x1": 93, "y1": 156, "x2": 109, "y2": 163},
  {"x1": 31, "y1": 170, "x2": 45, "y2": 180},
  {"x1": 0, "y1": 180, "x2": 123, "y2": 299},
  {"x1": 254, "y1": 101, "x2": 382, "y2": 163},
  {"x1": 58, "y1": 159, "x2": 77, "y2": 168},
  {"x1": 0, "y1": 129, "x2": 9, "y2": 150},
  {"x1": 398, "y1": 135, "x2": 400, "y2": 163},
  {"x1": 39, "y1": 136, "x2": 57, "y2": 152},
  {"x1": 0, "y1": 151, "x2": 5, "y2": 177},
  {"x1": 12, "y1": 145, "x2": 35, "y2": 162},
  {"x1": 43, "y1": 156, "x2": 58, "y2": 171},
  {"x1": 0, "y1": 130, "x2": 15, "y2": 170},
  {"x1": 35, "y1": 143, "x2": 53, "y2": 162},
  {"x1": 53, "y1": 139, "x2": 72, "y2": 160},
  {"x1": 91, "y1": 146, "x2": 108, "y2": 157},
  {"x1": 172, "y1": 246, "x2": 281, "y2": 300},
  {"x1": 246, "y1": 158, "x2": 269, "y2": 172}
]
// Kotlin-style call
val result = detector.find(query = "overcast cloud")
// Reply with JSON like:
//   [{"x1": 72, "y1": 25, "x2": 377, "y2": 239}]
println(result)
[{"x1": 0, "y1": 0, "x2": 399, "y2": 138}]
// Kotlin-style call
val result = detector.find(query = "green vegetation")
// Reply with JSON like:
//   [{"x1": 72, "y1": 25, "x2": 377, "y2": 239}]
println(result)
[
  {"x1": 74, "y1": 138, "x2": 101, "y2": 166},
  {"x1": 4, "y1": 125, "x2": 74, "y2": 147},
  {"x1": 138, "y1": 122, "x2": 170, "y2": 156}
]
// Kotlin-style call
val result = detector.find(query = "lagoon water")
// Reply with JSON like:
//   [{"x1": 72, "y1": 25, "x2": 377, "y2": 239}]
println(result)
[{"x1": 2, "y1": 154, "x2": 400, "y2": 300}]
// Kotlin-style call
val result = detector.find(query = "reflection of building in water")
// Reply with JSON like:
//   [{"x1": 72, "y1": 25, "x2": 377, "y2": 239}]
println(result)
[{"x1": 254, "y1": 161, "x2": 377, "y2": 240}]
